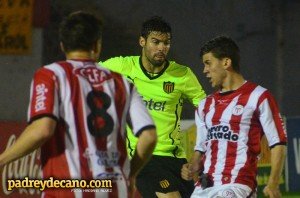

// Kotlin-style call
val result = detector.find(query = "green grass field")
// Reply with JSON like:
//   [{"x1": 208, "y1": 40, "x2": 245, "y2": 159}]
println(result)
[
  {"x1": 257, "y1": 191, "x2": 300, "y2": 198},
  {"x1": 282, "y1": 192, "x2": 300, "y2": 198}
]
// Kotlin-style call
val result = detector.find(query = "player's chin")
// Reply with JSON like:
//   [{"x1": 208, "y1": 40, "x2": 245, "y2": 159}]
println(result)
[{"x1": 152, "y1": 60, "x2": 165, "y2": 67}]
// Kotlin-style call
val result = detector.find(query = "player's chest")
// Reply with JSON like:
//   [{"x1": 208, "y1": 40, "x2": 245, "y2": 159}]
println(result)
[
  {"x1": 132, "y1": 77, "x2": 184, "y2": 101},
  {"x1": 205, "y1": 96, "x2": 258, "y2": 126}
]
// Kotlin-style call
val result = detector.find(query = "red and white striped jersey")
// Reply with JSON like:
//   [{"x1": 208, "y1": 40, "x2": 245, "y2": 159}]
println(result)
[
  {"x1": 194, "y1": 81, "x2": 287, "y2": 191},
  {"x1": 27, "y1": 60, "x2": 155, "y2": 198}
]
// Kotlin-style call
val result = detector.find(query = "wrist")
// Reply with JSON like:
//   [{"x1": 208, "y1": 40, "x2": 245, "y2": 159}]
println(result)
[{"x1": 267, "y1": 181, "x2": 280, "y2": 189}]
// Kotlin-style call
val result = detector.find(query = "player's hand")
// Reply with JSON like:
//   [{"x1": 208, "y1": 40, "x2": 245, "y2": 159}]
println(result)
[
  {"x1": 181, "y1": 163, "x2": 195, "y2": 181},
  {"x1": 263, "y1": 183, "x2": 281, "y2": 198},
  {"x1": 128, "y1": 176, "x2": 136, "y2": 198}
]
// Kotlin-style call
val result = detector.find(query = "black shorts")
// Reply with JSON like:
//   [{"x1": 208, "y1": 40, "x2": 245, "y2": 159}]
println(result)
[{"x1": 136, "y1": 155, "x2": 194, "y2": 198}]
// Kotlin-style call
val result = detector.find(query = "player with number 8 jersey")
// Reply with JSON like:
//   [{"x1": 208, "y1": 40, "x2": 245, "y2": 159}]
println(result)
[{"x1": 0, "y1": 11, "x2": 157, "y2": 198}]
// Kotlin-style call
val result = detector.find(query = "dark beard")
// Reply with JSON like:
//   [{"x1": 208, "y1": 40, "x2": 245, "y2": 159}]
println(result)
[{"x1": 147, "y1": 56, "x2": 165, "y2": 67}]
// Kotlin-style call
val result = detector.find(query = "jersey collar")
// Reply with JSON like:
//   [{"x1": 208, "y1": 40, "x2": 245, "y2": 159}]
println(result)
[{"x1": 139, "y1": 56, "x2": 169, "y2": 80}]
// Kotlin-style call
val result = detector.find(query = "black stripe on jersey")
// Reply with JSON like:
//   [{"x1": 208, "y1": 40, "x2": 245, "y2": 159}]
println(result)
[
  {"x1": 129, "y1": 82, "x2": 134, "y2": 93},
  {"x1": 28, "y1": 114, "x2": 58, "y2": 124},
  {"x1": 170, "y1": 102, "x2": 180, "y2": 157},
  {"x1": 126, "y1": 132, "x2": 134, "y2": 157},
  {"x1": 269, "y1": 142, "x2": 287, "y2": 149},
  {"x1": 195, "y1": 150, "x2": 206, "y2": 154},
  {"x1": 135, "y1": 125, "x2": 156, "y2": 137},
  {"x1": 139, "y1": 56, "x2": 169, "y2": 80},
  {"x1": 126, "y1": 115, "x2": 134, "y2": 157}
]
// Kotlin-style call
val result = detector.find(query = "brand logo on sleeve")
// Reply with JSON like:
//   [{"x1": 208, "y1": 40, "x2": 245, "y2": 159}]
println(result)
[{"x1": 35, "y1": 83, "x2": 48, "y2": 112}]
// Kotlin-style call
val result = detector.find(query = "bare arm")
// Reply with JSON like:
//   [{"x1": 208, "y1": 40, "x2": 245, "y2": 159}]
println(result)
[
  {"x1": 0, "y1": 117, "x2": 56, "y2": 166},
  {"x1": 263, "y1": 145, "x2": 286, "y2": 198},
  {"x1": 129, "y1": 128, "x2": 157, "y2": 178},
  {"x1": 181, "y1": 151, "x2": 203, "y2": 181},
  {"x1": 128, "y1": 128, "x2": 156, "y2": 198}
]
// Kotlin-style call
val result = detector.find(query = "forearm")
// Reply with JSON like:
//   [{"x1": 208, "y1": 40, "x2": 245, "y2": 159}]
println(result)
[
  {"x1": 0, "y1": 117, "x2": 56, "y2": 166},
  {"x1": 268, "y1": 145, "x2": 286, "y2": 186},
  {"x1": 130, "y1": 129, "x2": 157, "y2": 177},
  {"x1": 190, "y1": 151, "x2": 203, "y2": 171}
]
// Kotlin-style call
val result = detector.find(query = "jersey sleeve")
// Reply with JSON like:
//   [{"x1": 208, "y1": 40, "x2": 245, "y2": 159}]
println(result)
[
  {"x1": 183, "y1": 68, "x2": 206, "y2": 107},
  {"x1": 27, "y1": 67, "x2": 59, "y2": 123},
  {"x1": 258, "y1": 90, "x2": 287, "y2": 148},
  {"x1": 127, "y1": 85, "x2": 156, "y2": 137},
  {"x1": 194, "y1": 99, "x2": 208, "y2": 153}
]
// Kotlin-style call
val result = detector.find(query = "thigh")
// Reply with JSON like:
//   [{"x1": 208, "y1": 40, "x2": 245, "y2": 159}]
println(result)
[
  {"x1": 209, "y1": 184, "x2": 254, "y2": 198},
  {"x1": 136, "y1": 156, "x2": 194, "y2": 198}
]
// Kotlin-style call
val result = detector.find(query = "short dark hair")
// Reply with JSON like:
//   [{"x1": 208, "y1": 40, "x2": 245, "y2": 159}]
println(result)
[
  {"x1": 59, "y1": 11, "x2": 103, "y2": 52},
  {"x1": 200, "y1": 36, "x2": 240, "y2": 72},
  {"x1": 141, "y1": 16, "x2": 172, "y2": 39}
]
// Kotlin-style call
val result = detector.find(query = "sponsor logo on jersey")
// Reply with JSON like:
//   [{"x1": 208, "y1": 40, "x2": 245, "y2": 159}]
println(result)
[
  {"x1": 75, "y1": 66, "x2": 112, "y2": 88},
  {"x1": 142, "y1": 97, "x2": 166, "y2": 111},
  {"x1": 221, "y1": 189, "x2": 236, "y2": 198},
  {"x1": 35, "y1": 83, "x2": 48, "y2": 112},
  {"x1": 207, "y1": 125, "x2": 239, "y2": 141},
  {"x1": 232, "y1": 104, "x2": 244, "y2": 116},
  {"x1": 159, "y1": 179, "x2": 170, "y2": 188},
  {"x1": 96, "y1": 172, "x2": 122, "y2": 181},
  {"x1": 163, "y1": 81, "x2": 174, "y2": 94}
]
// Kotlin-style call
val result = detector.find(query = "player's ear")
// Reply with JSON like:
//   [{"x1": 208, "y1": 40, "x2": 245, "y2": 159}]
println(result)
[
  {"x1": 223, "y1": 58, "x2": 232, "y2": 70},
  {"x1": 139, "y1": 36, "x2": 146, "y2": 47},
  {"x1": 94, "y1": 39, "x2": 102, "y2": 54}
]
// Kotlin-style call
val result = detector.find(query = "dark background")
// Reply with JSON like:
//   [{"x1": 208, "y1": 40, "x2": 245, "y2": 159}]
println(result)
[{"x1": 1, "y1": 0, "x2": 300, "y2": 120}]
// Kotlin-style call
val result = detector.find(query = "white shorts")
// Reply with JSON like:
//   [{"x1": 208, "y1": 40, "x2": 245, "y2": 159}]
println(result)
[{"x1": 191, "y1": 183, "x2": 256, "y2": 198}]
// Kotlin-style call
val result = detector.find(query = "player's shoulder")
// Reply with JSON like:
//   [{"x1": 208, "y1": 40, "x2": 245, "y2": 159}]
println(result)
[
  {"x1": 168, "y1": 60, "x2": 189, "y2": 70},
  {"x1": 35, "y1": 61, "x2": 63, "y2": 74},
  {"x1": 104, "y1": 56, "x2": 139, "y2": 64},
  {"x1": 167, "y1": 60, "x2": 193, "y2": 75},
  {"x1": 244, "y1": 81, "x2": 269, "y2": 96}
]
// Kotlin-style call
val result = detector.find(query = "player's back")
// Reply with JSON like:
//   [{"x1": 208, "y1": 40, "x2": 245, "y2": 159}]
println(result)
[{"x1": 28, "y1": 60, "x2": 131, "y2": 197}]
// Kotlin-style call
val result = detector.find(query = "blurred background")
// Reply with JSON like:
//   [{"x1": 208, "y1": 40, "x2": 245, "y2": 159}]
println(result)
[
  {"x1": 0, "y1": 0, "x2": 299, "y2": 197},
  {"x1": 0, "y1": 0, "x2": 299, "y2": 120}
]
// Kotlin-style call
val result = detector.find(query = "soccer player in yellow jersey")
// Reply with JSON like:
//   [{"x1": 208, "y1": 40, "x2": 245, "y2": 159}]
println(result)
[{"x1": 100, "y1": 16, "x2": 206, "y2": 198}]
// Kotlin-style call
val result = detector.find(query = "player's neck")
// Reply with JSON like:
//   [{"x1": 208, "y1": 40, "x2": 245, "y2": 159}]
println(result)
[
  {"x1": 65, "y1": 51, "x2": 96, "y2": 61},
  {"x1": 221, "y1": 73, "x2": 245, "y2": 92},
  {"x1": 141, "y1": 55, "x2": 166, "y2": 74}
]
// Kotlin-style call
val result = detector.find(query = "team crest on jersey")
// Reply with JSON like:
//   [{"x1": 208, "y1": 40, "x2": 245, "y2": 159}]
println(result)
[
  {"x1": 163, "y1": 81, "x2": 175, "y2": 94},
  {"x1": 159, "y1": 179, "x2": 170, "y2": 188},
  {"x1": 232, "y1": 104, "x2": 244, "y2": 116}
]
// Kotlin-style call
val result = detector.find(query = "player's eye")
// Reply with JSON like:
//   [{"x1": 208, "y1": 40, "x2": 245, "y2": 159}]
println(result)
[{"x1": 152, "y1": 40, "x2": 159, "y2": 44}]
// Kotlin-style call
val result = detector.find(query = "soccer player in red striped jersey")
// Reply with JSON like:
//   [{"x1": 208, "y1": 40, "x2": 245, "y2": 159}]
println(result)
[
  {"x1": 0, "y1": 11, "x2": 157, "y2": 198},
  {"x1": 181, "y1": 36, "x2": 287, "y2": 198}
]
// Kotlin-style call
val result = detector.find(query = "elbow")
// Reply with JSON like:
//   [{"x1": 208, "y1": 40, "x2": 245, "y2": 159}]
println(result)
[{"x1": 140, "y1": 128, "x2": 157, "y2": 149}]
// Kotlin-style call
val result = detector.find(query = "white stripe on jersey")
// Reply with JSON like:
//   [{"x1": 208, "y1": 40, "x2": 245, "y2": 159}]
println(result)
[
  {"x1": 203, "y1": 99, "x2": 215, "y2": 174},
  {"x1": 45, "y1": 64, "x2": 82, "y2": 180},
  {"x1": 27, "y1": 80, "x2": 34, "y2": 122},
  {"x1": 28, "y1": 60, "x2": 155, "y2": 198},
  {"x1": 231, "y1": 85, "x2": 266, "y2": 183},
  {"x1": 195, "y1": 81, "x2": 286, "y2": 190},
  {"x1": 213, "y1": 95, "x2": 240, "y2": 185},
  {"x1": 259, "y1": 99, "x2": 281, "y2": 146}
]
